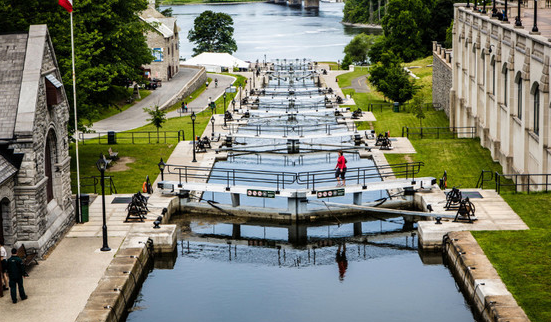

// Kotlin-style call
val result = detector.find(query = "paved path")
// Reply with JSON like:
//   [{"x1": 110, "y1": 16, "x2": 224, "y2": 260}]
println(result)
[
  {"x1": 90, "y1": 67, "x2": 200, "y2": 133},
  {"x1": 343, "y1": 75, "x2": 370, "y2": 93},
  {"x1": 318, "y1": 66, "x2": 356, "y2": 105},
  {"x1": 166, "y1": 73, "x2": 236, "y2": 119}
]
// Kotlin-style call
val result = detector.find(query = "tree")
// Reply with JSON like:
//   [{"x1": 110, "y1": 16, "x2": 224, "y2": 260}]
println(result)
[
  {"x1": 188, "y1": 11, "x2": 237, "y2": 56},
  {"x1": 368, "y1": 51, "x2": 418, "y2": 103},
  {"x1": 144, "y1": 105, "x2": 167, "y2": 143},
  {"x1": 410, "y1": 93, "x2": 426, "y2": 127},
  {"x1": 155, "y1": 0, "x2": 173, "y2": 17},
  {"x1": 342, "y1": 34, "x2": 377, "y2": 68},
  {"x1": 0, "y1": 0, "x2": 153, "y2": 130}
]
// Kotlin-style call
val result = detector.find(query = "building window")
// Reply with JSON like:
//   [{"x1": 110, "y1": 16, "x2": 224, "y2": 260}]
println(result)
[
  {"x1": 534, "y1": 85, "x2": 540, "y2": 135},
  {"x1": 482, "y1": 53, "x2": 485, "y2": 86},
  {"x1": 491, "y1": 59, "x2": 495, "y2": 96},
  {"x1": 503, "y1": 69, "x2": 508, "y2": 106},
  {"x1": 517, "y1": 76, "x2": 522, "y2": 119}
]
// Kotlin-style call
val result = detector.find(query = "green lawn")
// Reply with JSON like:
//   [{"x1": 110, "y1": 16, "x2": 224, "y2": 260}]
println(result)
[
  {"x1": 473, "y1": 193, "x2": 551, "y2": 322},
  {"x1": 164, "y1": 77, "x2": 211, "y2": 113}
]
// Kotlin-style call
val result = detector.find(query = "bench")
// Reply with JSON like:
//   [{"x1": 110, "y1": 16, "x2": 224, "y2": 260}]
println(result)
[
  {"x1": 108, "y1": 147, "x2": 119, "y2": 160},
  {"x1": 16, "y1": 244, "x2": 38, "y2": 267}
]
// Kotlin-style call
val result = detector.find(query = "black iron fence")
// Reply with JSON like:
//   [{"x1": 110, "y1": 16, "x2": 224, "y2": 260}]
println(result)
[
  {"x1": 368, "y1": 102, "x2": 441, "y2": 113},
  {"x1": 164, "y1": 161, "x2": 425, "y2": 192},
  {"x1": 80, "y1": 130, "x2": 185, "y2": 144},
  {"x1": 73, "y1": 176, "x2": 118, "y2": 195},
  {"x1": 495, "y1": 172, "x2": 551, "y2": 194},
  {"x1": 401, "y1": 126, "x2": 477, "y2": 139}
]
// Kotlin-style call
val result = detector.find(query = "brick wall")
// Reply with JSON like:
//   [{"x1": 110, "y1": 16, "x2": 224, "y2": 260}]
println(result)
[{"x1": 432, "y1": 42, "x2": 453, "y2": 117}]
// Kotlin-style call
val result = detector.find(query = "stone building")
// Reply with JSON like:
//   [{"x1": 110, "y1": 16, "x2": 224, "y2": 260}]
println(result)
[
  {"x1": 432, "y1": 42, "x2": 453, "y2": 117},
  {"x1": 140, "y1": 1, "x2": 180, "y2": 81},
  {"x1": 0, "y1": 25, "x2": 74, "y2": 256},
  {"x1": 450, "y1": 2, "x2": 551, "y2": 184}
]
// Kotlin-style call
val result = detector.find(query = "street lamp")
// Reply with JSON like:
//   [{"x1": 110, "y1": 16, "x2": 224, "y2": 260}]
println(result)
[
  {"x1": 223, "y1": 92, "x2": 227, "y2": 127},
  {"x1": 239, "y1": 86, "x2": 243, "y2": 109},
  {"x1": 532, "y1": 0, "x2": 539, "y2": 33},
  {"x1": 191, "y1": 112, "x2": 197, "y2": 162},
  {"x1": 503, "y1": 0, "x2": 508, "y2": 22},
  {"x1": 96, "y1": 154, "x2": 110, "y2": 252},
  {"x1": 515, "y1": 0, "x2": 522, "y2": 26},
  {"x1": 249, "y1": 77, "x2": 252, "y2": 91},
  {"x1": 211, "y1": 116, "x2": 215, "y2": 139},
  {"x1": 482, "y1": 0, "x2": 486, "y2": 14},
  {"x1": 158, "y1": 158, "x2": 166, "y2": 181}
]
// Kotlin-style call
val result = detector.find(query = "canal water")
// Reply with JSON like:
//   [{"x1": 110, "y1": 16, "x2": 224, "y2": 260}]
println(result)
[
  {"x1": 125, "y1": 62, "x2": 478, "y2": 321},
  {"x1": 168, "y1": 2, "x2": 374, "y2": 61}
]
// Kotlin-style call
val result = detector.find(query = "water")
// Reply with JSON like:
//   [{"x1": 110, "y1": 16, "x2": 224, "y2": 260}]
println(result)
[
  {"x1": 127, "y1": 218, "x2": 476, "y2": 322},
  {"x1": 168, "y1": 3, "x2": 375, "y2": 61}
]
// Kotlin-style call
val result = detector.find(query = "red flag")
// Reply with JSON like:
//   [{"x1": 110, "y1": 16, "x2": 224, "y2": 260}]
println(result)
[{"x1": 58, "y1": 0, "x2": 73, "y2": 12}]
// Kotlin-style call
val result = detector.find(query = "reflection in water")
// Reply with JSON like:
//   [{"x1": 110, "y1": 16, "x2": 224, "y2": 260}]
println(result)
[{"x1": 126, "y1": 215, "x2": 478, "y2": 322}]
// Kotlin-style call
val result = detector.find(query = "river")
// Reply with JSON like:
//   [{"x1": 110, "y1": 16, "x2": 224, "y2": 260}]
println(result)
[{"x1": 167, "y1": 2, "x2": 376, "y2": 61}]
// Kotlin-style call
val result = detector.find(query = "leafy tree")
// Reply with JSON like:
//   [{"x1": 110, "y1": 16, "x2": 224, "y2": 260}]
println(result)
[
  {"x1": 343, "y1": 0, "x2": 387, "y2": 24},
  {"x1": 368, "y1": 51, "x2": 418, "y2": 103},
  {"x1": 381, "y1": 0, "x2": 430, "y2": 62},
  {"x1": 188, "y1": 11, "x2": 237, "y2": 56},
  {"x1": 155, "y1": 0, "x2": 173, "y2": 17},
  {"x1": 144, "y1": 105, "x2": 167, "y2": 143},
  {"x1": 367, "y1": 36, "x2": 387, "y2": 65},
  {"x1": 0, "y1": 0, "x2": 153, "y2": 130},
  {"x1": 444, "y1": 20, "x2": 454, "y2": 48},
  {"x1": 342, "y1": 33, "x2": 377, "y2": 68},
  {"x1": 410, "y1": 93, "x2": 426, "y2": 127}
]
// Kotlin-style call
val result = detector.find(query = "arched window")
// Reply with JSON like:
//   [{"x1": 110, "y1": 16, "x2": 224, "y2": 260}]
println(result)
[
  {"x1": 0, "y1": 198, "x2": 9, "y2": 243},
  {"x1": 517, "y1": 76, "x2": 523, "y2": 119},
  {"x1": 45, "y1": 130, "x2": 57, "y2": 203},
  {"x1": 533, "y1": 84, "x2": 540, "y2": 135},
  {"x1": 503, "y1": 65, "x2": 508, "y2": 106}
]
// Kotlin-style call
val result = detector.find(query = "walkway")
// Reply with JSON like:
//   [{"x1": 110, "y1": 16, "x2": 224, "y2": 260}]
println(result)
[{"x1": 90, "y1": 67, "x2": 200, "y2": 133}]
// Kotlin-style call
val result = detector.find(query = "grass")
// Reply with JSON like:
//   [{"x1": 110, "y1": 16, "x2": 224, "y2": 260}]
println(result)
[
  {"x1": 404, "y1": 56, "x2": 433, "y2": 101},
  {"x1": 164, "y1": 77, "x2": 211, "y2": 113},
  {"x1": 70, "y1": 143, "x2": 176, "y2": 194},
  {"x1": 473, "y1": 193, "x2": 551, "y2": 322},
  {"x1": 357, "y1": 107, "x2": 450, "y2": 136},
  {"x1": 83, "y1": 89, "x2": 152, "y2": 124}
]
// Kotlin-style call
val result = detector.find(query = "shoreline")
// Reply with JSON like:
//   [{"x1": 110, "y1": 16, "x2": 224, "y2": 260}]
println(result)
[
  {"x1": 341, "y1": 21, "x2": 383, "y2": 30},
  {"x1": 160, "y1": 1, "x2": 270, "y2": 5}
]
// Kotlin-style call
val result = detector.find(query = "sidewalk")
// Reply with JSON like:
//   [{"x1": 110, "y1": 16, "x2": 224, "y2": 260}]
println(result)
[{"x1": 90, "y1": 67, "x2": 200, "y2": 133}]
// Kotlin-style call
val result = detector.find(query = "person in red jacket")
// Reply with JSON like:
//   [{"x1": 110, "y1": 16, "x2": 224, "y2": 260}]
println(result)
[{"x1": 335, "y1": 150, "x2": 347, "y2": 186}]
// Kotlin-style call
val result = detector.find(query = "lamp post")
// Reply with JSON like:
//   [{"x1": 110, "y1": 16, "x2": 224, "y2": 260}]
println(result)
[
  {"x1": 223, "y1": 92, "x2": 227, "y2": 127},
  {"x1": 249, "y1": 77, "x2": 252, "y2": 91},
  {"x1": 503, "y1": 0, "x2": 508, "y2": 21},
  {"x1": 239, "y1": 86, "x2": 242, "y2": 109},
  {"x1": 191, "y1": 112, "x2": 197, "y2": 162},
  {"x1": 467, "y1": 0, "x2": 470, "y2": 8},
  {"x1": 491, "y1": 0, "x2": 496, "y2": 16},
  {"x1": 482, "y1": 0, "x2": 486, "y2": 13},
  {"x1": 158, "y1": 158, "x2": 166, "y2": 181},
  {"x1": 96, "y1": 154, "x2": 110, "y2": 252},
  {"x1": 253, "y1": 75, "x2": 255, "y2": 89},
  {"x1": 515, "y1": 0, "x2": 522, "y2": 26},
  {"x1": 211, "y1": 116, "x2": 215, "y2": 139},
  {"x1": 532, "y1": 0, "x2": 539, "y2": 33}
]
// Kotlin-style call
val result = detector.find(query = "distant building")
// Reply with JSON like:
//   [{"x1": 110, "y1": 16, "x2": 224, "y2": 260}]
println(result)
[
  {"x1": 446, "y1": 2, "x2": 551, "y2": 184},
  {"x1": 140, "y1": 1, "x2": 180, "y2": 81},
  {"x1": 0, "y1": 25, "x2": 74, "y2": 255}
]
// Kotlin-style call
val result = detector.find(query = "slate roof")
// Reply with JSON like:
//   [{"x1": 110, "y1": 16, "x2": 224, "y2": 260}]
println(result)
[
  {"x1": 0, "y1": 33, "x2": 28, "y2": 139},
  {"x1": 0, "y1": 154, "x2": 18, "y2": 185}
]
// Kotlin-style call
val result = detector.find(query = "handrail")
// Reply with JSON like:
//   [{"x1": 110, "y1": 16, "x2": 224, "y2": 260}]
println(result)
[
  {"x1": 476, "y1": 170, "x2": 493, "y2": 189},
  {"x1": 73, "y1": 176, "x2": 117, "y2": 194},
  {"x1": 164, "y1": 161, "x2": 425, "y2": 192},
  {"x1": 79, "y1": 130, "x2": 185, "y2": 144},
  {"x1": 401, "y1": 126, "x2": 477, "y2": 139},
  {"x1": 494, "y1": 172, "x2": 551, "y2": 194}
]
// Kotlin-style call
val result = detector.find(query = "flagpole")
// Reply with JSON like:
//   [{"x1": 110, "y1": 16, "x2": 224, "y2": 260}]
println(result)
[{"x1": 70, "y1": 10, "x2": 82, "y2": 222}]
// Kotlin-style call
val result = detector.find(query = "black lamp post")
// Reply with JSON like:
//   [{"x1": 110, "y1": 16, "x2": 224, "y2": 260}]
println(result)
[
  {"x1": 492, "y1": 0, "x2": 496, "y2": 16},
  {"x1": 515, "y1": 0, "x2": 522, "y2": 26},
  {"x1": 96, "y1": 154, "x2": 110, "y2": 252},
  {"x1": 223, "y1": 92, "x2": 227, "y2": 127},
  {"x1": 482, "y1": 0, "x2": 486, "y2": 13},
  {"x1": 239, "y1": 86, "x2": 242, "y2": 109},
  {"x1": 158, "y1": 158, "x2": 166, "y2": 181},
  {"x1": 249, "y1": 77, "x2": 252, "y2": 91},
  {"x1": 503, "y1": 0, "x2": 509, "y2": 21},
  {"x1": 211, "y1": 116, "x2": 215, "y2": 138},
  {"x1": 473, "y1": 0, "x2": 477, "y2": 11},
  {"x1": 532, "y1": 0, "x2": 539, "y2": 32},
  {"x1": 191, "y1": 112, "x2": 197, "y2": 162},
  {"x1": 467, "y1": 0, "x2": 470, "y2": 8}
]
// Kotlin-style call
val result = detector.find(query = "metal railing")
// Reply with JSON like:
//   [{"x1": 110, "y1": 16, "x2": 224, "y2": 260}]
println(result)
[
  {"x1": 476, "y1": 170, "x2": 493, "y2": 189},
  {"x1": 368, "y1": 102, "x2": 441, "y2": 113},
  {"x1": 227, "y1": 123, "x2": 352, "y2": 136},
  {"x1": 166, "y1": 164, "x2": 297, "y2": 191},
  {"x1": 401, "y1": 126, "x2": 477, "y2": 139},
  {"x1": 80, "y1": 130, "x2": 185, "y2": 144},
  {"x1": 296, "y1": 162, "x2": 424, "y2": 191},
  {"x1": 165, "y1": 161, "x2": 424, "y2": 192},
  {"x1": 74, "y1": 176, "x2": 118, "y2": 194},
  {"x1": 495, "y1": 172, "x2": 551, "y2": 194}
]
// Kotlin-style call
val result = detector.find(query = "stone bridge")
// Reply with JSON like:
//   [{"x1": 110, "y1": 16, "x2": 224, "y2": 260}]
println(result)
[{"x1": 271, "y1": 0, "x2": 320, "y2": 9}]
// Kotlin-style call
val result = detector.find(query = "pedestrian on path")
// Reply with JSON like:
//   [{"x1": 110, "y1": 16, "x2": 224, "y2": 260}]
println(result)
[
  {"x1": 7, "y1": 248, "x2": 28, "y2": 304},
  {"x1": 0, "y1": 240, "x2": 8, "y2": 291},
  {"x1": 335, "y1": 150, "x2": 347, "y2": 186}
]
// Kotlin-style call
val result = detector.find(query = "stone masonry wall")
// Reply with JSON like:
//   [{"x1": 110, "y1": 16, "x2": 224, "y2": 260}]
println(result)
[
  {"x1": 160, "y1": 66, "x2": 207, "y2": 110},
  {"x1": 0, "y1": 178, "x2": 16, "y2": 246},
  {"x1": 432, "y1": 43, "x2": 453, "y2": 118},
  {"x1": 142, "y1": 30, "x2": 179, "y2": 82}
]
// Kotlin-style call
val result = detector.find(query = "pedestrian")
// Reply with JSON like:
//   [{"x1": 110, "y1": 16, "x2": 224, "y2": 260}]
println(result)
[
  {"x1": 7, "y1": 248, "x2": 27, "y2": 304},
  {"x1": 0, "y1": 240, "x2": 8, "y2": 291},
  {"x1": 336, "y1": 243, "x2": 348, "y2": 282},
  {"x1": 215, "y1": 78, "x2": 218, "y2": 88},
  {"x1": 335, "y1": 150, "x2": 347, "y2": 186}
]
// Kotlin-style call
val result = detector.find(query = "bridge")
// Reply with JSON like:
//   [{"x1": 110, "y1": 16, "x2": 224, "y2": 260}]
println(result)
[{"x1": 271, "y1": 0, "x2": 320, "y2": 10}]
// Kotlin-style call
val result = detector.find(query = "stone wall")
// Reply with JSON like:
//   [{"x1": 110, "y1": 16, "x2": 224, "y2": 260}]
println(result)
[
  {"x1": 432, "y1": 42, "x2": 453, "y2": 117},
  {"x1": 0, "y1": 178, "x2": 16, "y2": 246},
  {"x1": 142, "y1": 28, "x2": 180, "y2": 82},
  {"x1": 160, "y1": 65, "x2": 207, "y2": 110}
]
